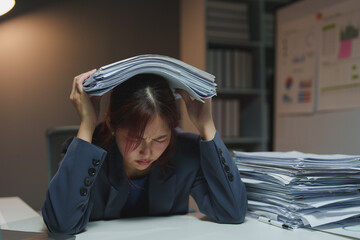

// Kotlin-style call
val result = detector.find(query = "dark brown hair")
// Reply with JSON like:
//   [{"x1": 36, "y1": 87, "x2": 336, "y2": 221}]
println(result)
[{"x1": 100, "y1": 73, "x2": 179, "y2": 170}]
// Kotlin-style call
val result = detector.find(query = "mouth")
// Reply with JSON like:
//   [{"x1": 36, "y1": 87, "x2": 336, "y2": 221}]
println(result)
[{"x1": 135, "y1": 159, "x2": 152, "y2": 166}]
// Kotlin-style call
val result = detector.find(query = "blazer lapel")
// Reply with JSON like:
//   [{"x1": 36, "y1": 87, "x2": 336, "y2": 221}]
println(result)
[
  {"x1": 104, "y1": 144, "x2": 177, "y2": 217},
  {"x1": 148, "y1": 166, "x2": 176, "y2": 215},
  {"x1": 104, "y1": 145, "x2": 129, "y2": 219}
]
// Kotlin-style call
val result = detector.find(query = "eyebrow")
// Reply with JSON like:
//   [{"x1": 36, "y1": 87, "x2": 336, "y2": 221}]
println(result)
[{"x1": 153, "y1": 134, "x2": 168, "y2": 140}]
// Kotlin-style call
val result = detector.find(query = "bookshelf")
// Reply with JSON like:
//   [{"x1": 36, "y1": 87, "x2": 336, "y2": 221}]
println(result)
[{"x1": 180, "y1": 0, "x2": 294, "y2": 152}]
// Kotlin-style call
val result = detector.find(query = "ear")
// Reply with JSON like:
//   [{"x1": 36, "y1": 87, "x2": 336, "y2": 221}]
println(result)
[{"x1": 104, "y1": 118, "x2": 114, "y2": 134}]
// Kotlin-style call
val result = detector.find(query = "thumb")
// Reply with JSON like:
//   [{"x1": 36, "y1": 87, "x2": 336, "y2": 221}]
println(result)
[{"x1": 175, "y1": 89, "x2": 192, "y2": 104}]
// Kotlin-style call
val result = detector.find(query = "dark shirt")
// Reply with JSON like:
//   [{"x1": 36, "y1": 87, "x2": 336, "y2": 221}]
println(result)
[{"x1": 121, "y1": 175, "x2": 149, "y2": 217}]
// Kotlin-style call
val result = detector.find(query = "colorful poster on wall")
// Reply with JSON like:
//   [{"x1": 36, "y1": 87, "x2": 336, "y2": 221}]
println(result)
[
  {"x1": 317, "y1": 0, "x2": 360, "y2": 111},
  {"x1": 275, "y1": 15, "x2": 319, "y2": 115}
]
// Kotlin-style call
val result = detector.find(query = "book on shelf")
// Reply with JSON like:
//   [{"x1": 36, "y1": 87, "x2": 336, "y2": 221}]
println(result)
[
  {"x1": 207, "y1": 49, "x2": 253, "y2": 89},
  {"x1": 206, "y1": 0, "x2": 250, "y2": 41},
  {"x1": 207, "y1": 0, "x2": 248, "y2": 12},
  {"x1": 207, "y1": 30, "x2": 250, "y2": 41},
  {"x1": 212, "y1": 98, "x2": 240, "y2": 138},
  {"x1": 264, "y1": 13, "x2": 275, "y2": 43},
  {"x1": 207, "y1": 9, "x2": 248, "y2": 22},
  {"x1": 207, "y1": 19, "x2": 249, "y2": 32}
]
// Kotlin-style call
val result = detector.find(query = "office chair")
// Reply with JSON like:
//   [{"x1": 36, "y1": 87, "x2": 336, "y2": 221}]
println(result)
[{"x1": 46, "y1": 126, "x2": 79, "y2": 183}]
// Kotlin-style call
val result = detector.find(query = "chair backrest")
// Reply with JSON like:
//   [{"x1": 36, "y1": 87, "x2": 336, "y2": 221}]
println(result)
[{"x1": 46, "y1": 126, "x2": 79, "y2": 183}]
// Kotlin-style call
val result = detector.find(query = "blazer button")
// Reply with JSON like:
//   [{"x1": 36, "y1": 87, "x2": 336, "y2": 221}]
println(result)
[
  {"x1": 80, "y1": 187, "x2": 88, "y2": 196},
  {"x1": 88, "y1": 168, "x2": 96, "y2": 176},
  {"x1": 224, "y1": 165, "x2": 230, "y2": 173},
  {"x1": 227, "y1": 173, "x2": 234, "y2": 182},
  {"x1": 92, "y1": 159, "x2": 100, "y2": 166},
  {"x1": 221, "y1": 156, "x2": 226, "y2": 164},
  {"x1": 84, "y1": 177, "x2": 93, "y2": 186}
]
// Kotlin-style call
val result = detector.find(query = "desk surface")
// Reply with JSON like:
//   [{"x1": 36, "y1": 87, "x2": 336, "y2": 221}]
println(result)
[{"x1": 0, "y1": 197, "x2": 357, "y2": 240}]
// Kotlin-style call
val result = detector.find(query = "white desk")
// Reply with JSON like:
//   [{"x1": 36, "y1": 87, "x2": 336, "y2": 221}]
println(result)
[
  {"x1": 0, "y1": 197, "x2": 45, "y2": 232},
  {"x1": 79, "y1": 214, "x2": 356, "y2": 240},
  {"x1": 0, "y1": 197, "x2": 357, "y2": 240}
]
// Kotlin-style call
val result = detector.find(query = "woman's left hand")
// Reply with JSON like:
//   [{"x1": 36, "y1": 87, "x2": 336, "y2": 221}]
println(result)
[{"x1": 175, "y1": 89, "x2": 216, "y2": 141}]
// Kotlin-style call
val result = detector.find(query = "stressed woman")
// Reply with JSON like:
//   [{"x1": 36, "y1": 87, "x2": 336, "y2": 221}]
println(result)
[{"x1": 42, "y1": 70, "x2": 247, "y2": 234}]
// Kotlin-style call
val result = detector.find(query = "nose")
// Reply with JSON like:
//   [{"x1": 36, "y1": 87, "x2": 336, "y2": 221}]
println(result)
[{"x1": 139, "y1": 140, "x2": 152, "y2": 158}]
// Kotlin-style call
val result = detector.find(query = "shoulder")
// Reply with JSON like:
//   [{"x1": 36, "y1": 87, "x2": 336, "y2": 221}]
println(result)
[
  {"x1": 175, "y1": 128, "x2": 200, "y2": 150},
  {"x1": 60, "y1": 123, "x2": 107, "y2": 156},
  {"x1": 171, "y1": 128, "x2": 201, "y2": 164}
]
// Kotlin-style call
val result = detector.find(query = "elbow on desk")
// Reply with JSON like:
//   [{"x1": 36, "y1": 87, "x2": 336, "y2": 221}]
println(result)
[
  {"x1": 218, "y1": 195, "x2": 248, "y2": 224},
  {"x1": 212, "y1": 212, "x2": 245, "y2": 224},
  {"x1": 42, "y1": 209, "x2": 85, "y2": 235},
  {"x1": 217, "y1": 208, "x2": 246, "y2": 224},
  {"x1": 43, "y1": 220, "x2": 84, "y2": 235},
  {"x1": 211, "y1": 200, "x2": 247, "y2": 224}
]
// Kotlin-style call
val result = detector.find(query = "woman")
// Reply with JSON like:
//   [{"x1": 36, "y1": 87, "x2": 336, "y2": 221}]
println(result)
[{"x1": 42, "y1": 70, "x2": 247, "y2": 234}]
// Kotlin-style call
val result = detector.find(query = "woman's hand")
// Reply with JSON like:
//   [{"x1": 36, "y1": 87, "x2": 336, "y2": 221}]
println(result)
[
  {"x1": 175, "y1": 89, "x2": 216, "y2": 141},
  {"x1": 70, "y1": 69, "x2": 101, "y2": 142}
]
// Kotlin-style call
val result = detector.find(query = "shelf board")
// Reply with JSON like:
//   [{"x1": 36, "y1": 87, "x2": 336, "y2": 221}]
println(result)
[
  {"x1": 207, "y1": 38, "x2": 264, "y2": 49},
  {"x1": 216, "y1": 88, "x2": 266, "y2": 96},
  {"x1": 265, "y1": 0, "x2": 294, "y2": 3},
  {"x1": 222, "y1": 137, "x2": 266, "y2": 145},
  {"x1": 221, "y1": 0, "x2": 290, "y2": 3}
]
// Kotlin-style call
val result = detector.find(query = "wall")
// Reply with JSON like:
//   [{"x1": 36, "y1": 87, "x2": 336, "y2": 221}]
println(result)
[
  {"x1": 274, "y1": 0, "x2": 360, "y2": 155},
  {"x1": 0, "y1": 0, "x2": 179, "y2": 210}
]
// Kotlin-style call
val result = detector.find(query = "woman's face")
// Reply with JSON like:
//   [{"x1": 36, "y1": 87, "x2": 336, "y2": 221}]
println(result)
[{"x1": 115, "y1": 114, "x2": 171, "y2": 179}]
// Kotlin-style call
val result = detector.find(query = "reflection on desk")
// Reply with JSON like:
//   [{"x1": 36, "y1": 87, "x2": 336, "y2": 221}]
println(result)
[
  {"x1": 77, "y1": 215, "x2": 349, "y2": 240},
  {"x1": 0, "y1": 197, "x2": 355, "y2": 240},
  {"x1": 0, "y1": 197, "x2": 45, "y2": 232},
  {"x1": 0, "y1": 229, "x2": 74, "y2": 240}
]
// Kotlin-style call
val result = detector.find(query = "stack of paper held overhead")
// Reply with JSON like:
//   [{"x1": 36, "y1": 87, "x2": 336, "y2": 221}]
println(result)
[
  {"x1": 83, "y1": 54, "x2": 216, "y2": 102},
  {"x1": 234, "y1": 151, "x2": 360, "y2": 229}
]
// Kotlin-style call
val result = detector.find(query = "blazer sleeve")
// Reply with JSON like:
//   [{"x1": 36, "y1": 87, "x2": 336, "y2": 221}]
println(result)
[
  {"x1": 42, "y1": 137, "x2": 107, "y2": 234},
  {"x1": 190, "y1": 131, "x2": 247, "y2": 223}
]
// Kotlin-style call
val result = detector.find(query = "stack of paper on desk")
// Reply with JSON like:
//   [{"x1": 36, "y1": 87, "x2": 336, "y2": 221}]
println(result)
[
  {"x1": 234, "y1": 151, "x2": 360, "y2": 229},
  {"x1": 83, "y1": 54, "x2": 217, "y2": 102}
]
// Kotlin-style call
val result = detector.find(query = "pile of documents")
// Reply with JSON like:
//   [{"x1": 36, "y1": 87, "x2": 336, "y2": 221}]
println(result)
[
  {"x1": 83, "y1": 54, "x2": 216, "y2": 102},
  {"x1": 234, "y1": 151, "x2": 360, "y2": 228}
]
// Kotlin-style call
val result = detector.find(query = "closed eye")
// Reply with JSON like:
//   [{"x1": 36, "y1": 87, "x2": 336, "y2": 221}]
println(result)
[{"x1": 153, "y1": 135, "x2": 168, "y2": 143}]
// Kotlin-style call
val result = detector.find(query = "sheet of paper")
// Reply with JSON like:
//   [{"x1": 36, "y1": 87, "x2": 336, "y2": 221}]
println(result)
[{"x1": 313, "y1": 217, "x2": 360, "y2": 239}]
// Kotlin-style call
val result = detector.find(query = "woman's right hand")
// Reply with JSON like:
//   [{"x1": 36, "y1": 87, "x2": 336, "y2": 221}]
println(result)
[{"x1": 70, "y1": 69, "x2": 101, "y2": 142}]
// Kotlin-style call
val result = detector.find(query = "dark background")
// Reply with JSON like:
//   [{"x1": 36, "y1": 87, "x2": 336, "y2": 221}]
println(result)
[{"x1": 0, "y1": 0, "x2": 180, "y2": 210}]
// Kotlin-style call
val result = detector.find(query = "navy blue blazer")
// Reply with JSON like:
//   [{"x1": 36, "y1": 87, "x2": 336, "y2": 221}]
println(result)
[{"x1": 42, "y1": 131, "x2": 247, "y2": 234}]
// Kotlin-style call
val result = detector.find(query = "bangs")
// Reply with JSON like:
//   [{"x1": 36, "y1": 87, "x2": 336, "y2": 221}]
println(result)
[
  {"x1": 116, "y1": 101, "x2": 156, "y2": 153},
  {"x1": 100, "y1": 73, "x2": 179, "y2": 172}
]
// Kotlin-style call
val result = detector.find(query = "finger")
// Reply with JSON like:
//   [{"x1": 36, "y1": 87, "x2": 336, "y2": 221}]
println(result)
[
  {"x1": 70, "y1": 69, "x2": 96, "y2": 103},
  {"x1": 175, "y1": 89, "x2": 192, "y2": 104},
  {"x1": 83, "y1": 69, "x2": 97, "y2": 80},
  {"x1": 203, "y1": 97, "x2": 212, "y2": 103},
  {"x1": 70, "y1": 76, "x2": 79, "y2": 102},
  {"x1": 75, "y1": 69, "x2": 97, "y2": 93},
  {"x1": 91, "y1": 96, "x2": 101, "y2": 105}
]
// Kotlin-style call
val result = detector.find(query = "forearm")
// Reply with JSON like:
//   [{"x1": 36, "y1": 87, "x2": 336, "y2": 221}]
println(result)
[
  {"x1": 42, "y1": 138, "x2": 107, "y2": 234},
  {"x1": 192, "y1": 131, "x2": 247, "y2": 223},
  {"x1": 77, "y1": 121, "x2": 96, "y2": 143},
  {"x1": 197, "y1": 120, "x2": 216, "y2": 141}
]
